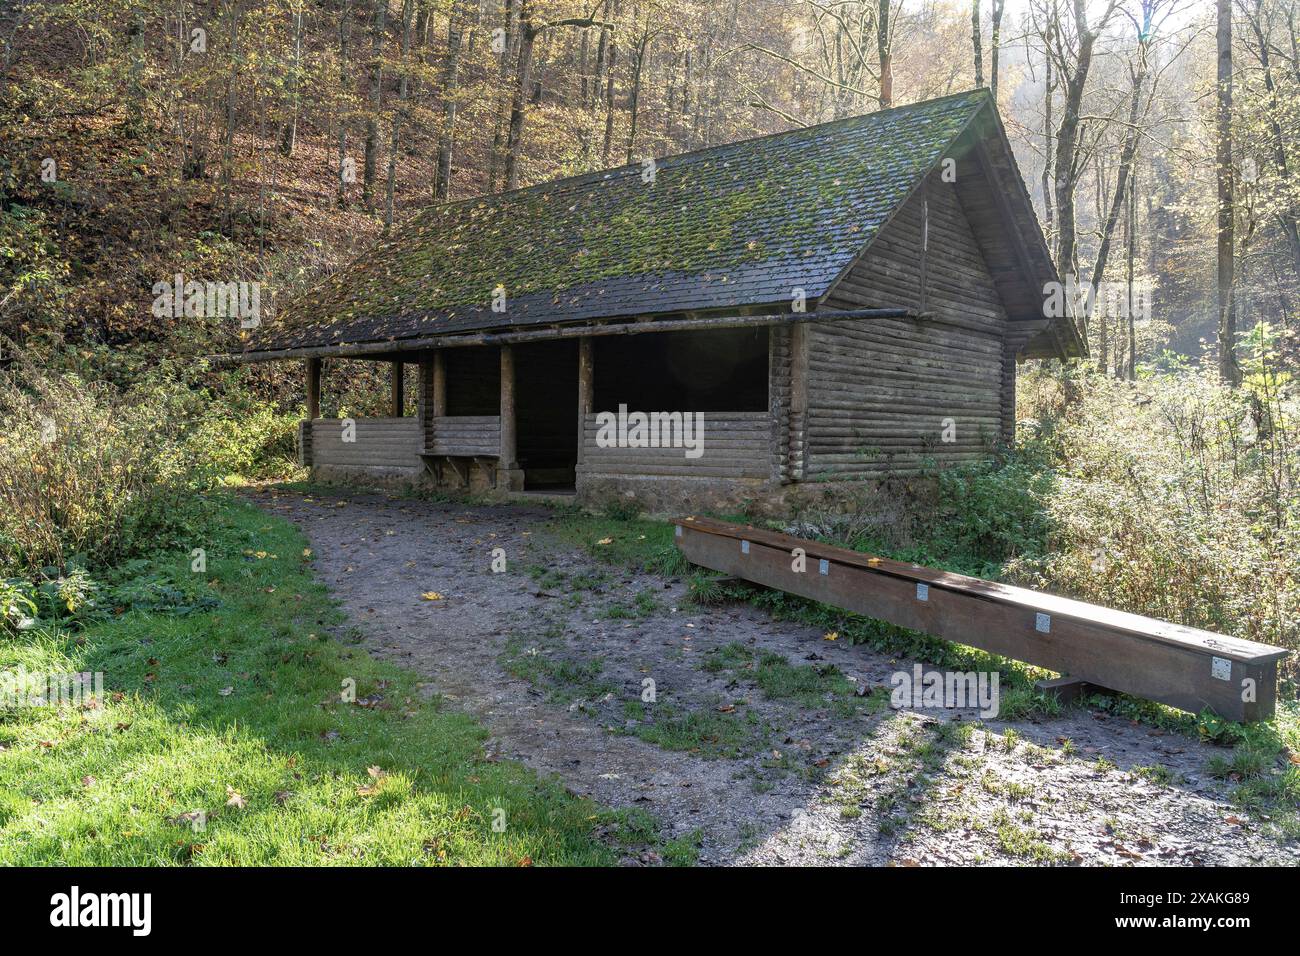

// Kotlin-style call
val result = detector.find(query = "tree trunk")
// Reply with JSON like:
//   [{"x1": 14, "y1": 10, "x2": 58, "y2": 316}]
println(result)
[
  {"x1": 434, "y1": 0, "x2": 465, "y2": 201},
  {"x1": 602, "y1": 36, "x2": 618, "y2": 165},
  {"x1": 1089, "y1": 59, "x2": 1145, "y2": 309},
  {"x1": 1052, "y1": 9, "x2": 1096, "y2": 281},
  {"x1": 384, "y1": 0, "x2": 415, "y2": 230},
  {"x1": 488, "y1": 0, "x2": 518, "y2": 191},
  {"x1": 1217, "y1": 0, "x2": 1240, "y2": 385},
  {"x1": 972, "y1": 1, "x2": 983, "y2": 87},
  {"x1": 280, "y1": 4, "x2": 304, "y2": 156},
  {"x1": 336, "y1": 0, "x2": 352, "y2": 205},
  {"x1": 504, "y1": 18, "x2": 539, "y2": 190},
  {"x1": 362, "y1": 0, "x2": 387, "y2": 210},
  {"x1": 990, "y1": 0, "x2": 1005, "y2": 97},
  {"x1": 222, "y1": 3, "x2": 240, "y2": 234},
  {"x1": 877, "y1": 0, "x2": 892, "y2": 108},
  {"x1": 1126, "y1": 162, "x2": 1137, "y2": 380},
  {"x1": 1041, "y1": 21, "x2": 1053, "y2": 233},
  {"x1": 626, "y1": 27, "x2": 652, "y2": 164}
]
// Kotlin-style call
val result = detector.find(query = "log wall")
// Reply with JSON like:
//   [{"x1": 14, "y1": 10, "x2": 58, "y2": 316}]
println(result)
[
  {"x1": 810, "y1": 173, "x2": 1010, "y2": 477},
  {"x1": 578, "y1": 411, "x2": 769, "y2": 479},
  {"x1": 309, "y1": 417, "x2": 422, "y2": 473}
]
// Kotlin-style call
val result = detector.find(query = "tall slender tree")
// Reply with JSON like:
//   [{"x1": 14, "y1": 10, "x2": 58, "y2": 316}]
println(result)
[{"x1": 1217, "y1": 0, "x2": 1241, "y2": 384}]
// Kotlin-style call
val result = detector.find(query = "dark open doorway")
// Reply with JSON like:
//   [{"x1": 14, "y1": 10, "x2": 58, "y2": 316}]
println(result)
[{"x1": 515, "y1": 339, "x2": 579, "y2": 490}]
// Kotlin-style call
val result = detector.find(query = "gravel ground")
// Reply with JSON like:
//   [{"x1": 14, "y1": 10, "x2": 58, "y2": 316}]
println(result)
[{"x1": 248, "y1": 485, "x2": 1299, "y2": 867}]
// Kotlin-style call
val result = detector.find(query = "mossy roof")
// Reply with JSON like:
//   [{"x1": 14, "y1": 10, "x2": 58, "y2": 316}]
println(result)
[{"x1": 251, "y1": 91, "x2": 997, "y2": 355}]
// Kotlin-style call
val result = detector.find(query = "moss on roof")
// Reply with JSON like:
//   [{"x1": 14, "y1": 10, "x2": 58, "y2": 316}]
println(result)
[{"x1": 252, "y1": 90, "x2": 992, "y2": 353}]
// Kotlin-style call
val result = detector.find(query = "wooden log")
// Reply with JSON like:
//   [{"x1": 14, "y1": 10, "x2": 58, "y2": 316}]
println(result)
[
  {"x1": 577, "y1": 336, "x2": 593, "y2": 468},
  {"x1": 498, "y1": 345, "x2": 523, "y2": 490},
  {"x1": 306, "y1": 357, "x2": 321, "y2": 420},
  {"x1": 432, "y1": 351, "x2": 447, "y2": 417},
  {"x1": 674, "y1": 517, "x2": 1287, "y2": 721},
  {"x1": 390, "y1": 360, "x2": 404, "y2": 417}
]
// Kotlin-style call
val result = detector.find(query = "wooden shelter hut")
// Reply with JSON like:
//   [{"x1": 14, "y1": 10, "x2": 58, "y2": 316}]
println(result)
[{"x1": 224, "y1": 90, "x2": 1082, "y2": 511}]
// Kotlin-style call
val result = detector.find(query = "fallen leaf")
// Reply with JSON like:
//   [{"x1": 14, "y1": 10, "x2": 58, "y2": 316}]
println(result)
[
  {"x1": 596, "y1": 537, "x2": 613, "y2": 545},
  {"x1": 420, "y1": 591, "x2": 444, "y2": 601},
  {"x1": 225, "y1": 786, "x2": 247, "y2": 809}
]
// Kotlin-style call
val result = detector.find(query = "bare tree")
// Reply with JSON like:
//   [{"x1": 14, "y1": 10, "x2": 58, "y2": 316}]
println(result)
[
  {"x1": 1049, "y1": 0, "x2": 1122, "y2": 281},
  {"x1": 990, "y1": 0, "x2": 1005, "y2": 97},
  {"x1": 877, "y1": 0, "x2": 893, "y2": 107},
  {"x1": 362, "y1": 0, "x2": 387, "y2": 210},
  {"x1": 434, "y1": 0, "x2": 468, "y2": 201},
  {"x1": 504, "y1": 2, "x2": 611, "y2": 189},
  {"x1": 1218, "y1": 0, "x2": 1241, "y2": 384}
]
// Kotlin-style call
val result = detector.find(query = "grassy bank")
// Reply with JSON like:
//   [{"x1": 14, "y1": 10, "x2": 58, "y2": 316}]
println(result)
[{"x1": 0, "y1": 495, "x2": 631, "y2": 866}]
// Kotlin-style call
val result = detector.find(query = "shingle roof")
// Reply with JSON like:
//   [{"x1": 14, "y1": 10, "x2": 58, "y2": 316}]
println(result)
[{"x1": 247, "y1": 91, "x2": 1000, "y2": 355}]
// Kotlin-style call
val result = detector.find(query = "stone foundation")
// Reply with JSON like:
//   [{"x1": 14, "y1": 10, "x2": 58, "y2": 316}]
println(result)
[{"x1": 310, "y1": 464, "x2": 932, "y2": 528}]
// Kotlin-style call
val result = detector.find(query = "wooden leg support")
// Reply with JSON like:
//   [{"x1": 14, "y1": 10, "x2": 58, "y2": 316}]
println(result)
[{"x1": 1035, "y1": 676, "x2": 1114, "y2": 707}]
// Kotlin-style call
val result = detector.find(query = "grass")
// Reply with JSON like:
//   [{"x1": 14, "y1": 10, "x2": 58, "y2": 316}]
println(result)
[
  {"x1": 0, "y1": 495, "x2": 638, "y2": 866},
  {"x1": 701, "y1": 642, "x2": 891, "y2": 718},
  {"x1": 541, "y1": 500, "x2": 1300, "y2": 841},
  {"x1": 631, "y1": 702, "x2": 764, "y2": 759},
  {"x1": 545, "y1": 503, "x2": 1300, "y2": 743}
]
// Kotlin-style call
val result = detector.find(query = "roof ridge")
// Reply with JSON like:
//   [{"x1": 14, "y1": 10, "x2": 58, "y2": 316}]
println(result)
[
  {"x1": 417, "y1": 88, "x2": 992, "y2": 217},
  {"x1": 245, "y1": 89, "x2": 1001, "y2": 356}
]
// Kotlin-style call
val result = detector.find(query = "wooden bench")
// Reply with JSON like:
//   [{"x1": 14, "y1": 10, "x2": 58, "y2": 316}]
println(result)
[{"x1": 674, "y1": 516, "x2": 1288, "y2": 722}]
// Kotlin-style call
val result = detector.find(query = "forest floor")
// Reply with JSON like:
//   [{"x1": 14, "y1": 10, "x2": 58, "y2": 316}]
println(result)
[{"x1": 251, "y1": 484, "x2": 1300, "y2": 867}]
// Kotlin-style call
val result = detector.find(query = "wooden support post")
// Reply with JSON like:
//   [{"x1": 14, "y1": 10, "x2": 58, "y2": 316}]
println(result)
[
  {"x1": 789, "y1": 323, "x2": 809, "y2": 480},
  {"x1": 1035, "y1": 676, "x2": 1112, "y2": 707},
  {"x1": 390, "y1": 360, "x2": 404, "y2": 417},
  {"x1": 577, "y1": 336, "x2": 593, "y2": 468},
  {"x1": 431, "y1": 350, "x2": 447, "y2": 417},
  {"x1": 306, "y1": 357, "x2": 321, "y2": 420},
  {"x1": 417, "y1": 355, "x2": 432, "y2": 427},
  {"x1": 498, "y1": 345, "x2": 524, "y2": 491}
]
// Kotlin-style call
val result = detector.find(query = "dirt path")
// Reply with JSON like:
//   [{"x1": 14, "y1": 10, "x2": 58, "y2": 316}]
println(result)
[{"x1": 248, "y1": 486, "x2": 1298, "y2": 866}]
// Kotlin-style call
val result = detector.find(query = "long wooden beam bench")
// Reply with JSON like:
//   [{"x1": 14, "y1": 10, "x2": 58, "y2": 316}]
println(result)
[{"x1": 673, "y1": 516, "x2": 1289, "y2": 722}]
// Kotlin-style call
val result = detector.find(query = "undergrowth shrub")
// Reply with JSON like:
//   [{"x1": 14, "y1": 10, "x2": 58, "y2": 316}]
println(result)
[
  {"x1": 0, "y1": 349, "x2": 305, "y2": 585},
  {"x1": 0, "y1": 364, "x2": 211, "y2": 578},
  {"x1": 1011, "y1": 363, "x2": 1299, "y2": 681},
  {"x1": 187, "y1": 400, "x2": 300, "y2": 481}
]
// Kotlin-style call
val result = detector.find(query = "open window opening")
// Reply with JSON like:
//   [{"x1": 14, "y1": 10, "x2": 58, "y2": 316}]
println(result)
[{"x1": 593, "y1": 327, "x2": 769, "y2": 412}]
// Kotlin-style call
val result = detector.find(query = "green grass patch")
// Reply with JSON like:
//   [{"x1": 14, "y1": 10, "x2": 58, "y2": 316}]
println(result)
[
  {"x1": 0, "y1": 496, "x2": 632, "y2": 866},
  {"x1": 630, "y1": 702, "x2": 763, "y2": 759}
]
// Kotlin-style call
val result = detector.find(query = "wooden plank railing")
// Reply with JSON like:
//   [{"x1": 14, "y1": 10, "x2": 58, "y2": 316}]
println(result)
[
  {"x1": 674, "y1": 516, "x2": 1288, "y2": 722},
  {"x1": 426, "y1": 415, "x2": 501, "y2": 456},
  {"x1": 310, "y1": 417, "x2": 421, "y2": 470}
]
